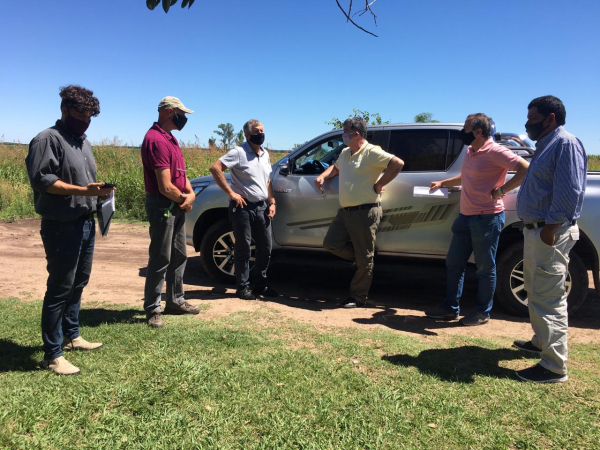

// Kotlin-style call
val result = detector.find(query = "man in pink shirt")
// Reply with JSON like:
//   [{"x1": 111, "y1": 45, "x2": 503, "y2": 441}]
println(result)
[{"x1": 426, "y1": 113, "x2": 529, "y2": 325}]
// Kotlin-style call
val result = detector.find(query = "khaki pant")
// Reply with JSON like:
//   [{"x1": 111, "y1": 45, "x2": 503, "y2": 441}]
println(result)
[
  {"x1": 323, "y1": 206, "x2": 382, "y2": 303},
  {"x1": 523, "y1": 223, "x2": 579, "y2": 375}
]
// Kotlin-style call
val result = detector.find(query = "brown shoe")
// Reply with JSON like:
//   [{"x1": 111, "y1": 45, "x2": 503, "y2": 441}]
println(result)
[
  {"x1": 163, "y1": 301, "x2": 200, "y2": 315},
  {"x1": 40, "y1": 356, "x2": 80, "y2": 375},
  {"x1": 147, "y1": 312, "x2": 164, "y2": 328},
  {"x1": 62, "y1": 336, "x2": 103, "y2": 351}
]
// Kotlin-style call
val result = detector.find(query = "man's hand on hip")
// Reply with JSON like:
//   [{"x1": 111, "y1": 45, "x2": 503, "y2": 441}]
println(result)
[
  {"x1": 267, "y1": 204, "x2": 276, "y2": 218},
  {"x1": 230, "y1": 192, "x2": 247, "y2": 208},
  {"x1": 540, "y1": 224, "x2": 560, "y2": 246}
]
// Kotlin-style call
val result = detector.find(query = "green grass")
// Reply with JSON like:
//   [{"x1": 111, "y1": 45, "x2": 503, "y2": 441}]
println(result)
[
  {"x1": 1, "y1": 298, "x2": 599, "y2": 449},
  {"x1": 0, "y1": 143, "x2": 288, "y2": 222}
]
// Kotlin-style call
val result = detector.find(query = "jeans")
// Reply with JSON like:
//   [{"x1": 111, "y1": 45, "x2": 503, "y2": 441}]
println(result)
[
  {"x1": 323, "y1": 206, "x2": 382, "y2": 303},
  {"x1": 229, "y1": 200, "x2": 272, "y2": 290},
  {"x1": 524, "y1": 223, "x2": 578, "y2": 375},
  {"x1": 144, "y1": 195, "x2": 187, "y2": 314},
  {"x1": 442, "y1": 212, "x2": 505, "y2": 317},
  {"x1": 40, "y1": 216, "x2": 95, "y2": 360}
]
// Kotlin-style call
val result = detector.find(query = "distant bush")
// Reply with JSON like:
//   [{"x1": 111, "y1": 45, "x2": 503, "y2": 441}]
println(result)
[{"x1": 0, "y1": 143, "x2": 288, "y2": 222}]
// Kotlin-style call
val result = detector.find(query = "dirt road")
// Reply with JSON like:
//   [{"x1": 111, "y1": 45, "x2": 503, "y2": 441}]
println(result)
[{"x1": 1, "y1": 219, "x2": 598, "y2": 343}]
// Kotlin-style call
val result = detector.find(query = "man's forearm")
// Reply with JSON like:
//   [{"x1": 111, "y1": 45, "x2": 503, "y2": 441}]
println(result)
[
  {"x1": 441, "y1": 175, "x2": 462, "y2": 187},
  {"x1": 209, "y1": 167, "x2": 235, "y2": 197},
  {"x1": 376, "y1": 159, "x2": 404, "y2": 187},
  {"x1": 320, "y1": 165, "x2": 338, "y2": 180},
  {"x1": 159, "y1": 182, "x2": 185, "y2": 203},
  {"x1": 46, "y1": 180, "x2": 88, "y2": 196}
]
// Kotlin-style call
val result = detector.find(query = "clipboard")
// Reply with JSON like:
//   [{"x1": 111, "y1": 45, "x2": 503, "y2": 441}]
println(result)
[{"x1": 97, "y1": 191, "x2": 115, "y2": 237}]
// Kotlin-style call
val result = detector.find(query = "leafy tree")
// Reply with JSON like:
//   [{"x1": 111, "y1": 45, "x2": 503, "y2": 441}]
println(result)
[
  {"x1": 235, "y1": 130, "x2": 245, "y2": 146},
  {"x1": 146, "y1": 0, "x2": 380, "y2": 36},
  {"x1": 414, "y1": 112, "x2": 440, "y2": 123},
  {"x1": 325, "y1": 109, "x2": 390, "y2": 130},
  {"x1": 214, "y1": 123, "x2": 236, "y2": 150}
]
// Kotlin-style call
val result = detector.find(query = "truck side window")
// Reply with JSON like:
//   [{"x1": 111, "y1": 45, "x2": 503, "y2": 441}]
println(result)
[
  {"x1": 387, "y1": 130, "x2": 449, "y2": 172},
  {"x1": 292, "y1": 136, "x2": 344, "y2": 175},
  {"x1": 446, "y1": 130, "x2": 464, "y2": 170}
]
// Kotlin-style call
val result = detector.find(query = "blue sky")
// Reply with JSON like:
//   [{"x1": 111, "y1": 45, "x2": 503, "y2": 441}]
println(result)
[{"x1": 1, "y1": 0, "x2": 599, "y2": 153}]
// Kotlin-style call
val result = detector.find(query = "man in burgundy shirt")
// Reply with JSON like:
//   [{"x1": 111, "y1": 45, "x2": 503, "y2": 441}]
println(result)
[{"x1": 141, "y1": 96, "x2": 199, "y2": 328}]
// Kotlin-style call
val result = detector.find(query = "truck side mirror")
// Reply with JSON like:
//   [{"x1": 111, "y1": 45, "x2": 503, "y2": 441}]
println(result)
[{"x1": 279, "y1": 163, "x2": 289, "y2": 176}]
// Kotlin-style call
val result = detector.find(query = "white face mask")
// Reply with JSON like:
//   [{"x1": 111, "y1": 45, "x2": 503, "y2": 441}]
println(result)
[{"x1": 342, "y1": 132, "x2": 354, "y2": 146}]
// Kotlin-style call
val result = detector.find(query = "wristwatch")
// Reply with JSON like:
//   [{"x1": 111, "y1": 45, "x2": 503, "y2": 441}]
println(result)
[
  {"x1": 268, "y1": 202, "x2": 276, "y2": 206},
  {"x1": 497, "y1": 186, "x2": 504, "y2": 195}
]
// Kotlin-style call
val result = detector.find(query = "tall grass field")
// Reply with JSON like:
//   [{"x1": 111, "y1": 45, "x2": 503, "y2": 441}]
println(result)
[
  {"x1": 1, "y1": 143, "x2": 600, "y2": 222},
  {"x1": 0, "y1": 143, "x2": 288, "y2": 222}
]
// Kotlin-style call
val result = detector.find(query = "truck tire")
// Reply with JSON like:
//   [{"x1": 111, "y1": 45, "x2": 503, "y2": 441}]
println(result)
[
  {"x1": 495, "y1": 241, "x2": 588, "y2": 317},
  {"x1": 199, "y1": 218, "x2": 255, "y2": 283}
]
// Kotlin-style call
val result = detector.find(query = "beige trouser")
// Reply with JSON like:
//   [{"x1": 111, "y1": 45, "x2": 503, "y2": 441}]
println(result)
[
  {"x1": 523, "y1": 223, "x2": 579, "y2": 375},
  {"x1": 323, "y1": 206, "x2": 382, "y2": 303}
]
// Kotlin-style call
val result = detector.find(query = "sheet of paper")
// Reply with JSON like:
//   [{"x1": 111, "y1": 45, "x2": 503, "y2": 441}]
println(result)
[
  {"x1": 97, "y1": 191, "x2": 115, "y2": 237},
  {"x1": 413, "y1": 186, "x2": 449, "y2": 198}
]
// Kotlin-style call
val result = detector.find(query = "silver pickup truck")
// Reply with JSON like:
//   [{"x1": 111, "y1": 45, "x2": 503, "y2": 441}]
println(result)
[{"x1": 186, "y1": 123, "x2": 600, "y2": 316}]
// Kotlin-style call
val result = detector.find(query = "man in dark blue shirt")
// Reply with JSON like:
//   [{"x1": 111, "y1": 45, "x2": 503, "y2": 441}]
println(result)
[
  {"x1": 514, "y1": 95, "x2": 587, "y2": 383},
  {"x1": 26, "y1": 85, "x2": 114, "y2": 375}
]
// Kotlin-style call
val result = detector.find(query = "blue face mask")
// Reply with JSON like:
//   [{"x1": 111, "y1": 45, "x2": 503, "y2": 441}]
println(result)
[{"x1": 342, "y1": 132, "x2": 354, "y2": 146}]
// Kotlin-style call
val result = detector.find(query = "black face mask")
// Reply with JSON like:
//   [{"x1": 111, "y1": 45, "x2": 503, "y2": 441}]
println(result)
[
  {"x1": 249, "y1": 132, "x2": 265, "y2": 146},
  {"x1": 525, "y1": 117, "x2": 548, "y2": 141},
  {"x1": 458, "y1": 128, "x2": 475, "y2": 146},
  {"x1": 64, "y1": 111, "x2": 90, "y2": 137},
  {"x1": 172, "y1": 113, "x2": 188, "y2": 131}
]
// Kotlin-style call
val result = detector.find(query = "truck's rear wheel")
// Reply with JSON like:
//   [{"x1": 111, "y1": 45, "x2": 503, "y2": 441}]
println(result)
[
  {"x1": 199, "y1": 218, "x2": 255, "y2": 283},
  {"x1": 495, "y1": 241, "x2": 588, "y2": 317}
]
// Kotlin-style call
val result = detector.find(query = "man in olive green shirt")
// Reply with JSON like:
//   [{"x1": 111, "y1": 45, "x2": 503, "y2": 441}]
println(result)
[{"x1": 315, "y1": 117, "x2": 404, "y2": 307}]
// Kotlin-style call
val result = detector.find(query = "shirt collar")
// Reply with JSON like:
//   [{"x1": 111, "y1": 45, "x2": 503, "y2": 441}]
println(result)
[
  {"x1": 151, "y1": 122, "x2": 178, "y2": 145},
  {"x1": 536, "y1": 126, "x2": 563, "y2": 150},
  {"x1": 244, "y1": 141, "x2": 264, "y2": 157},
  {"x1": 350, "y1": 140, "x2": 369, "y2": 158},
  {"x1": 469, "y1": 137, "x2": 494, "y2": 155},
  {"x1": 55, "y1": 119, "x2": 87, "y2": 141}
]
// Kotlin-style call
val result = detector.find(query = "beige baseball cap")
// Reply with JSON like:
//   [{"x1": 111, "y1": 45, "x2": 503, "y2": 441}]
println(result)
[{"x1": 157, "y1": 96, "x2": 194, "y2": 114}]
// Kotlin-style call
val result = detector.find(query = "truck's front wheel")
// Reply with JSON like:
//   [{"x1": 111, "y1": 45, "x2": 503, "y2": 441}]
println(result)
[
  {"x1": 495, "y1": 241, "x2": 588, "y2": 316},
  {"x1": 199, "y1": 218, "x2": 254, "y2": 283}
]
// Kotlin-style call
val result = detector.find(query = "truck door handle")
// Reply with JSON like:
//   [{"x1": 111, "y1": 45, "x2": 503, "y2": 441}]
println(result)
[{"x1": 448, "y1": 187, "x2": 462, "y2": 193}]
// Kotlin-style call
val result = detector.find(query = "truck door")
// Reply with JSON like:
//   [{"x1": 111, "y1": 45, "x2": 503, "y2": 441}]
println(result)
[
  {"x1": 271, "y1": 134, "x2": 345, "y2": 248},
  {"x1": 375, "y1": 128, "x2": 464, "y2": 257}
]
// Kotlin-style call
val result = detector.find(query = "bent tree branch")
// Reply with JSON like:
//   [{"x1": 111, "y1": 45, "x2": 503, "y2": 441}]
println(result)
[{"x1": 146, "y1": 0, "x2": 379, "y2": 37}]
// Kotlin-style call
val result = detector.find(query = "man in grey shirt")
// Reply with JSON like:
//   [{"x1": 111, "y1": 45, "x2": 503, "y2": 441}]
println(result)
[
  {"x1": 26, "y1": 85, "x2": 114, "y2": 375},
  {"x1": 209, "y1": 119, "x2": 277, "y2": 300}
]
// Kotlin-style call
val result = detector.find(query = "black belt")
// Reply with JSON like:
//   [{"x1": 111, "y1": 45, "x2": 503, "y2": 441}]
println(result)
[
  {"x1": 343, "y1": 203, "x2": 379, "y2": 212},
  {"x1": 524, "y1": 220, "x2": 576, "y2": 230},
  {"x1": 81, "y1": 212, "x2": 95, "y2": 221},
  {"x1": 230, "y1": 199, "x2": 267, "y2": 206}
]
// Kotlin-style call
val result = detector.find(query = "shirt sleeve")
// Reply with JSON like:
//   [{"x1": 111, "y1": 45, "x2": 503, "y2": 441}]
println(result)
[
  {"x1": 365, "y1": 145, "x2": 394, "y2": 170},
  {"x1": 148, "y1": 140, "x2": 172, "y2": 169},
  {"x1": 490, "y1": 146, "x2": 522, "y2": 170},
  {"x1": 25, "y1": 137, "x2": 60, "y2": 193},
  {"x1": 547, "y1": 140, "x2": 587, "y2": 224},
  {"x1": 219, "y1": 148, "x2": 240, "y2": 169}
]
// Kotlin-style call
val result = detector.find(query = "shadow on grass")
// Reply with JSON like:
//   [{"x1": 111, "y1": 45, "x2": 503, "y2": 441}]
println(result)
[
  {"x1": 354, "y1": 309, "x2": 464, "y2": 336},
  {"x1": 383, "y1": 345, "x2": 524, "y2": 383},
  {"x1": 0, "y1": 339, "x2": 39, "y2": 372},
  {"x1": 78, "y1": 308, "x2": 144, "y2": 327}
]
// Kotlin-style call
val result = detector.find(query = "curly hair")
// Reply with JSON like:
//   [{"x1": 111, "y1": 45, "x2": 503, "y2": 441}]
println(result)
[
  {"x1": 528, "y1": 95, "x2": 566, "y2": 126},
  {"x1": 59, "y1": 85, "x2": 100, "y2": 116}
]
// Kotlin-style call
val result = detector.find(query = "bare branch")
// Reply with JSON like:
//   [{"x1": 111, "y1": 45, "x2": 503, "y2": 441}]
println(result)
[{"x1": 335, "y1": 0, "x2": 378, "y2": 37}]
